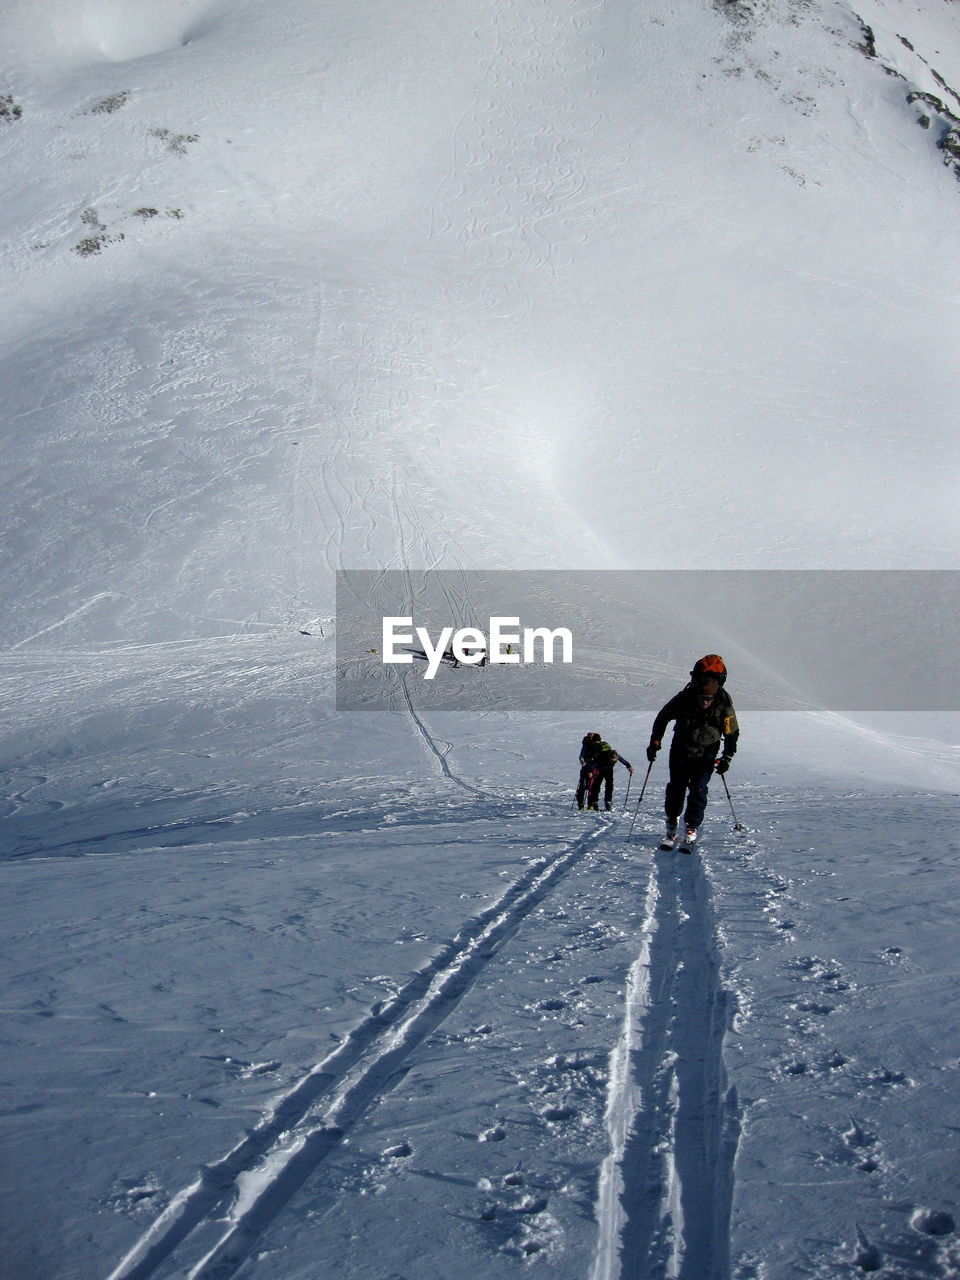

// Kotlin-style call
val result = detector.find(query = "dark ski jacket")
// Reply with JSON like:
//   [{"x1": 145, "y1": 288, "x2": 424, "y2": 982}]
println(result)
[
  {"x1": 649, "y1": 686, "x2": 739, "y2": 765},
  {"x1": 580, "y1": 740, "x2": 632, "y2": 772},
  {"x1": 596, "y1": 745, "x2": 632, "y2": 772},
  {"x1": 601, "y1": 747, "x2": 632, "y2": 768}
]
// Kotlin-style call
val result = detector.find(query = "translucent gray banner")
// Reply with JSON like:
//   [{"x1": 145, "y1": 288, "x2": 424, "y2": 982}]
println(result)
[{"x1": 335, "y1": 570, "x2": 958, "y2": 711}]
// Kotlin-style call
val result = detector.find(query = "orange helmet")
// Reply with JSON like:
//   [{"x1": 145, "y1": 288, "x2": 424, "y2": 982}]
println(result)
[{"x1": 691, "y1": 654, "x2": 727, "y2": 685}]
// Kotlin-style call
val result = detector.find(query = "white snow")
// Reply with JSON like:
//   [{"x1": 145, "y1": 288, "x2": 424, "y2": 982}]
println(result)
[{"x1": 1, "y1": 0, "x2": 959, "y2": 1277}]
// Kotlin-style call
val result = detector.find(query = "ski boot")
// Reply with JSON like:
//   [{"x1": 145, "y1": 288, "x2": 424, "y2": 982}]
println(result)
[
  {"x1": 680, "y1": 826, "x2": 698, "y2": 853},
  {"x1": 659, "y1": 818, "x2": 679, "y2": 851}
]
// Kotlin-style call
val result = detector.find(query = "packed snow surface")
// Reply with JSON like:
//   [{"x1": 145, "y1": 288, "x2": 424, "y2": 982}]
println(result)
[{"x1": 1, "y1": 0, "x2": 959, "y2": 1277}]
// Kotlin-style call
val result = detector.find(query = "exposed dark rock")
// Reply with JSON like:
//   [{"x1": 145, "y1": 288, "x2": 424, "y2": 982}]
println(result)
[
  {"x1": 86, "y1": 92, "x2": 130, "y2": 116},
  {"x1": 854, "y1": 18, "x2": 877, "y2": 59},
  {"x1": 149, "y1": 127, "x2": 199, "y2": 155}
]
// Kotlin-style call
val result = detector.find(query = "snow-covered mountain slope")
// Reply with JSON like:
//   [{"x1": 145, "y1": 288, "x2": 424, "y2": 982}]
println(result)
[
  {"x1": 1, "y1": 0, "x2": 959, "y2": 645},
  {"x1": 1, "y1": 1, "x2": 959, "y2": 1278},
  {"x1": 3, "y1": 674, "x2": 959, "y2": 1280}
]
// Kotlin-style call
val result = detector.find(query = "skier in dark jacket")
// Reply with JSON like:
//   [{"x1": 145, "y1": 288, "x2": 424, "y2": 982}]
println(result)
[
  {"x1": 586, "y1": 741, "x2": 634, "y2": 811},
  {"x1": 646, "y1": 655, "x2": 739, "y2": 846},
  {"x1": 576, "y1": 733, "x2": 602, "y2": 810}
]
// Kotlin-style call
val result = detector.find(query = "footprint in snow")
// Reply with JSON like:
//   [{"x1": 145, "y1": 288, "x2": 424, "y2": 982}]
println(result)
[
  {"x1": 911, "y1": 1208, "x2": 956, "y2": 1237},
  {"x1": 780, "y1": 1051, "x2": 850, "y2": 1078},
  {"x1": 508, "y1": 1208, "x2": 562, "y2": 1261},
  {"x1": 239, "y1": 1060, "x2": 281, "y2": 1079},
  {"x1": 855, "y1": 1225, "x2": 883, "y2": 1272},
  {"x1": 106, "y1": 1180, "x2": 164, "y2": 1217},
  {"x1": 479, "y1": 1180, "x2": 548, "y2": 1241},
  {"x1": 383, "y1": 1141, "x2": 413, "y2": 1159},
  {"x1": 793, "y1": 999, "x2": 836, "y2": 1016},
  {"x1": 843, "y1": 1117, "x2": 875, "y2": 1148},
  {"x1": 819, "y1": 971, "x2": 851, "y2": 992},
  {"x1": 782, "y1": 1058, "x2": 810, "y2": 1077},
  {"x1": 865, "y1": 1067, "x2": 913, "y2": 1089},
  {"x1": 479, "y1": 1123, "x2": 507, "y2": 1142},
  {"x1": 542, "y1": 1104, "x2": 577, "y2": 1123},
  {"x1": 841, "y1": 1118, "x2": 883, "y2": 1173},
  {"x1": 791, "y1": 956, "x2": 852, "y2": 992},
  {"x1": 820, "y1": 1051, "x2": 851, "y2": 1071},
  {"x1": 447, "y1": 1024, "x2": 495, "y2": 1048},
  {"x1": 853, "y1": 1207, "x2": 958, "y2": 1278}
]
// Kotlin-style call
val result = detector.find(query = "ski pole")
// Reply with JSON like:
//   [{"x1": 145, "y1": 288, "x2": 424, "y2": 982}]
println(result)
[
  {"x1": 621, "y1": 771, "x2": 632, "y2": 813},
  {"x1": 628, "y1": 762, "x2": 653, "y2": 838},
  {"x1": 720, "y1": 773, "x2": 744, "y2": 831}
]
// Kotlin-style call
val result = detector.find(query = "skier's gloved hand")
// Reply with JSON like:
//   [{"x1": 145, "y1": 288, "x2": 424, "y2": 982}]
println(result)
[
  {"x1": 715, "y1": 756, "x2": 732, "y2": 775},
  {"x1": 646, "y1": 741, "x2": 659, "y2": 763}
]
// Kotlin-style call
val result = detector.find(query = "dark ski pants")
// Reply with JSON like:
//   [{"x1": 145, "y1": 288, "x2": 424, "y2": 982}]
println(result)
[
  {"x1": 588, "y1": 766, "x2": 615, "y2": 808},
  {"x1": 665, "y1": 757, "x2": 713, "y2": 829}
]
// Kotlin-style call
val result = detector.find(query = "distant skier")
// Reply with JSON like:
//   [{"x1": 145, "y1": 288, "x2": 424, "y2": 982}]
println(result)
[
  {"x1": 444, "y1": 639, "x2": 487, "y2": 667},
  {"x1": 461, "y1": 644, "x2": 488, "y2": 666},
  {"x1": 586, "y1": 740, "x2": 634, "y2": 811},
  {"x1": 576, "y1": 732, "x2": 602, "y2": 810},
  {"x1": 646, "y1": 655, "x2": 739, "y2": 847}
]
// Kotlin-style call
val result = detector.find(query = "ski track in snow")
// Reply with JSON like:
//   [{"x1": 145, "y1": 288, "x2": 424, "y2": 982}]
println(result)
[
  {"x1": 104, "y1": 816, "x2": 617, "y2": 1280},
  {"x1": 397, "y1": 667, "x2": 490, "y2": 799},
  {"x1": 101, "y1": 806, "x2": 742, "y2": 1280},
  {"x1": 592, "y1": 850, "x2": 740, "y2": 1280}
]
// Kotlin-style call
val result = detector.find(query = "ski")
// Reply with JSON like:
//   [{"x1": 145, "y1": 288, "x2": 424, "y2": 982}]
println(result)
[{"x1": 659, "y1": 836, "x2": 678, "y2": 851}]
